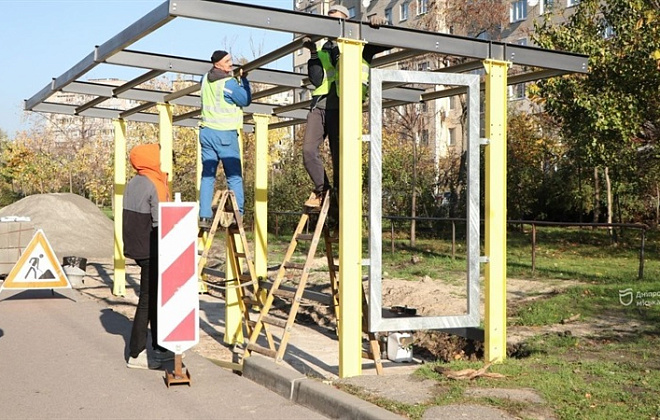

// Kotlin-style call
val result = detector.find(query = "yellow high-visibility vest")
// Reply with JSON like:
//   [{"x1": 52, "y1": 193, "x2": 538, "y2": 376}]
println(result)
[{"x1": 200, "y1": 75, "x2": 243, "y2": 130}]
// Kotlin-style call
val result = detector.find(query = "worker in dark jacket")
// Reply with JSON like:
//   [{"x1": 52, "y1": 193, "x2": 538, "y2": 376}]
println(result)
[
  {"x1": 301, "y1": 5, "x2": 388, "y2": 209},
  {"x1": 122, "y1": 143, "x2": 172, "y2": 369}
]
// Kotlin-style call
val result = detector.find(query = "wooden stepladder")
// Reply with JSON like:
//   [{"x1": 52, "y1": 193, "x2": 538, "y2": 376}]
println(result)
[
  {"x1": 243, "y1": 190, "x2": 383, "y2": 374},
  {"x1": 197, "y1": 190, "x2": 264, "y2": 347}
]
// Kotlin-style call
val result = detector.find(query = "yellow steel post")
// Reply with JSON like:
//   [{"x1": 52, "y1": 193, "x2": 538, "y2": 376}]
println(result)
[
  {"x1": 112, "y1": 119, "x2": 127, "y2": 297},
  {"x1": 337, "y1": 37, "x2": 365, "y2": 378},
  {"x1": 253, "y1": 114, "x2": 269, "y2": 280},
  {"x1": 483, "y1": 59, "x2": 509, "y2": 363},
  {"x1": 224, "y1": 129, "x2": 245, "y2": 344},
  {"x1": 157, "y1": 103, "x2": 173, "y2": 188},
  {"x1": 195, "y1": 128, "x2": 208, "y2": 294}
]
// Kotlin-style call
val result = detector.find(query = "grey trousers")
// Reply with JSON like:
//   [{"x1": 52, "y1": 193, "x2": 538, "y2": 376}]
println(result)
[{"x1": 302, "y1": 107, "x2": 339, "y2": 194}]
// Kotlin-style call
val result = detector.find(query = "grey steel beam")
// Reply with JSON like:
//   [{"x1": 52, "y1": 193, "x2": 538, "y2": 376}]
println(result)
[
  {"x1": 25, "y1": 2, "x2": 172, "y2": 112},
  {"x1": 120, "y1": 102, "x2": 156, "y2": 119},
  {"x1": 114, "y1": 69, "x2": 166, "y2": 96},
  {"x1": 505, "y1": 44, "x2": 588, "y2": 74},
  {"x1": 75, "y1": 96, "x2": 111, "y2": 115},
  {"x1": 164, "y1": 83, "x2": 200, "y2": 102},
  {"x1": 171, "y1": 0, "x2": 349, "y2": 40},
  {"x1": 371, "y1": 49, "x2": 426, "y2": 68},
  {"x1": 95, "y1": 2, "x2": 172, "y2": 60},
  {"x1": 107, "y1": 50, "x2": 307, "y2": 87},
  {"x1": 173, "y1": 109, "x2": 199, "y2": 123},
  {"x1": 253, "y1": 85, "x2": 292, "y2": 101}
]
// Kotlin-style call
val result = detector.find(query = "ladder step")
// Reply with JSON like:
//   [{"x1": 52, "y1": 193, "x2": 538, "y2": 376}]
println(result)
[
  {"x1": 272, "y1": 288, "x2": 296, "y2": 300},
  {"x1": 239, "y1": 274, "x2": 253, "y2": 282},
  {"x1": 202, "y1": 267, "x2": 224, "y2": 278},
  {"x1": 261, "y1": 315, "x2": 288, "y2": 328},
  {"x1": 326, "y1": 235, "x2": 339, "y2": 243},
  {"x1": 242, "y1": 297, "x2": 261, "y2": 306},
  {"x1": 331, "y1": 264, "x2": 339, "y2": 271},
  {"x1": 262, "y1": 281, "x2": 334, "y2": 306},
  {"x1": 284, "y1": 262, "x2": 305, "y2": 270},
  {"x1": 234, "y1": 252, "x2": 247, "y2": 258},
  {"x1": 246, "y1": 343, "x2": 277, "y2": 358},
  {"x1": 296, "y1": 234, "x2": 314, "y2": 241}
]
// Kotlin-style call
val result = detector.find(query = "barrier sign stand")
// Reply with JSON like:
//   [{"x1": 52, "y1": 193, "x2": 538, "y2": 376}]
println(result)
[{"x1": 157, "y1": 196, "x2": 199, "y2": 387}]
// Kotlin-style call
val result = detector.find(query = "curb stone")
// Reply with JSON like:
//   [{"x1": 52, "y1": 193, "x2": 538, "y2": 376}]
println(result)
[{"x1": 244, "y1": 356, "x2": 403, "y2": 420}]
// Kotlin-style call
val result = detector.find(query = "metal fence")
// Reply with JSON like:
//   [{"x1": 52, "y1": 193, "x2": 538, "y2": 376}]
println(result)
[{"x1": 267, "y1": 212, "x2": 649, "y2": 279}]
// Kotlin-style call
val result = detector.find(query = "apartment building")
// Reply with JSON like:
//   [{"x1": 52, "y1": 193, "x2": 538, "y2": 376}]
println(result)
[{"x1": 292, "y1": 0, "x2": 579, "y2": 161}]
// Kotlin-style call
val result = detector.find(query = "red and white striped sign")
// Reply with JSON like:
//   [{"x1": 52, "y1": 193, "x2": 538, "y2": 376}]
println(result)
[{"x1": 157, "y1": 201, "x2": 199, "y2": 353}]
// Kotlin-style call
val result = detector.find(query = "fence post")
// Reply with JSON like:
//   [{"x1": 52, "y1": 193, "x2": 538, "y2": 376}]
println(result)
[
  {"x1": 531, "y1": 223, "x2": 536, "y2": 276},
  {"x1": 451, "y1": 221, "x2": 456, "y2": 261},
  {"x1": 391, "y1": 218, "x2": 395, "y2": 255},
  {"x1": 639, "y1": 227, "x2": 646, "y2": 280}
]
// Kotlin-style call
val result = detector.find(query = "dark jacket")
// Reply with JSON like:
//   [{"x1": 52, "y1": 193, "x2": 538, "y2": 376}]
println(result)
[
  {"x1": 122, "y1": 175, "x2": 159, "y2": 260},
  {"x1": 308, "y1": 42, "x2": 390, "y2": 110}
]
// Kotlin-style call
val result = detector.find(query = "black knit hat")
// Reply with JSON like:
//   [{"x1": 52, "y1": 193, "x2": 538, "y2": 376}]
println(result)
[{"x1": 211, "y1": 50, "x2": 229, "y2": 63}]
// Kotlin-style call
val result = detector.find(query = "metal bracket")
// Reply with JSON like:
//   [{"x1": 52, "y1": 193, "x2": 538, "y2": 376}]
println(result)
[
  {"x1": 480, "y1": 138, "x2": 490, "y2": 145},
  {"x1": 479, "y1": 256, "x2": 489, "y2": 264}
]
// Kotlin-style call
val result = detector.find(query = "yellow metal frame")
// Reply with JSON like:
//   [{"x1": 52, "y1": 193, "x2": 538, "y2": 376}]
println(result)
[
  {"x1": 337, "y1": 37, "x2": 365, "y2": 378},
  {"x1": 224, "y1": 129, "x2": 246, "y2": 345},
  {"x1": 112, "y1": 119, "x2": 127, "y2": 296},
  {"x1": 253, "y1": 114, "x2": 269, "y2": 280},
  {"x1": 483, "y1": 59, "x2": 509, "y2": 363},
  {"x1": 157, "y1": 103, "x2": 174, "y2": 186}
]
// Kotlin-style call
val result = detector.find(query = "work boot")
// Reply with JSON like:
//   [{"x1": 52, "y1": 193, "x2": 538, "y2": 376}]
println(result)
[
  {"x1": 304, "y1": 191, "x2": 322, "y2": 208},
  {"x1": 199, "y1": 217, "x2": 213, "y2": 230}
]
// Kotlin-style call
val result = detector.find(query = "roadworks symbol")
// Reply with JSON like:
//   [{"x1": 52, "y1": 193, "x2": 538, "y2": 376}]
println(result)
[{"x1": 0, "y1": 229, "x2": 70, "y2": 291}]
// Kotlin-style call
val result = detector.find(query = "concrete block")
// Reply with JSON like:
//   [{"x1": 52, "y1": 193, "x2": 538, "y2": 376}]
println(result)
[
  {"x1": 296, "y1": 378, "x2": 404, "y2": 420},
  {"x1": 243, "y1": 355, "x2": 307, "y2": 400}
]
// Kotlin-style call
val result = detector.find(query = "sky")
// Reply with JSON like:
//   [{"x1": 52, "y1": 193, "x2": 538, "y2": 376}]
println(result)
[{"x1": 0, "y1": 0, "x2": 295, "y2": 139}]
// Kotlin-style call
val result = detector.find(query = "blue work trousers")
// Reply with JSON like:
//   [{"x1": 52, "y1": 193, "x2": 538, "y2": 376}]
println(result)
[{"x1": 199, "y1": 127, "x2": 244, "y2": 217}]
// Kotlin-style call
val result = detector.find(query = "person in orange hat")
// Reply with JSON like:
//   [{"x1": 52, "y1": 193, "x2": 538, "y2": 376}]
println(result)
[{"x1": 122, "y1": 143, "x2": 172, "y2": 369}]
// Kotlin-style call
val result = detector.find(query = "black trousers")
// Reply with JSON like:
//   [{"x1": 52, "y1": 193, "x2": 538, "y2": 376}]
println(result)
[{"x1": 129, "y1": 236, "x2": 167, "y2": 357}]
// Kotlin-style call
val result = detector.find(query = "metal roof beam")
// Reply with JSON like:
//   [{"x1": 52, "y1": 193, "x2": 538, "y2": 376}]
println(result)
[
  {"x1": 114, "y1": 69, "x2": 166, "y2": 96},
  {"x1": 120, "y1": 102, "x2": 156, "y2": 119},
  {"x1": 171, "y1": 0, "x2": 349, "y2": 39},
  {"x1": 25, "y1": 2, "x2": 172, "y2": 112},
  {"x1": 106, "y1": 50, "x2": 307, "y2": 87},
  {"x1": 75, "y1": 96, "x2": 111, "y2": 115}
]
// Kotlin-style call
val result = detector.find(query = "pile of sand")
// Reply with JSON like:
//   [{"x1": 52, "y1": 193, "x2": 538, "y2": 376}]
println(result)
[{"x1": 0, "y1": 193, "x2": 114, "y2": 261}]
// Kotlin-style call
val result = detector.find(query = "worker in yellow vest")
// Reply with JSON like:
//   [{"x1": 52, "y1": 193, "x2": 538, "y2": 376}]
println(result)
[
  {"x1": 301, "y1": 5, "x2": 388, "y2": 212},
  {"x1": 198, "y1": 50, "x2": 251, "y2": 228}
]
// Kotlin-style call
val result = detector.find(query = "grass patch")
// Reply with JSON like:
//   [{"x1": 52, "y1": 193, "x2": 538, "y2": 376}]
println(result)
[{"x1": 409, "y1": 334, "x2": 660, "y2": 420}]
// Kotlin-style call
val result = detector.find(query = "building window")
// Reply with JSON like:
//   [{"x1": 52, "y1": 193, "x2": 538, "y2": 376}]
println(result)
[
  {"x1": 510, "y1": 0, "x2": 527, "y2": 22},
  {"x1": 603, "y1": 25, "x2": 614, "y2": 39},
  {"x1": 509, "y1": 83, "x2": 526, "y2": 100},
  {"x1": 400, "y1": 2, "x2": 409, "y2": 21},
  {"x1": 417, "y1": 61, "x2": 429, "y2": 71},
  {"x1": 308, "y1": 7, "x2": 317, "y2": 14},
  {"x1": 417, "y1": 0, "x2": 428, "y2": 15},
  {"x1": 540, "y1": 0, "x2": 554, "y2": 14},
  {"x1": 348, "y1": 7, "x2": 356, "y2": 18},
  {"x1": 449, "y1": 96, "x2": 456, "y2": 110},
  {"x1": 567, "y1": 0, "x2": 580, "y2": 6},
  {"x1": 297, "y1": 48, "x2": 303, "y2": 56},
  {"x1": 448, "y1": 128, "x2": 457, "y2": 146},
  {"x1": 385, "y1": 8, "x2": 392, "y2": 25},
  {"x1": 421, "y1": 129, "x2": 429, "y2": 146},
  {"x1": 513, "y1": 37, "x2": 528, "y2": 46}
]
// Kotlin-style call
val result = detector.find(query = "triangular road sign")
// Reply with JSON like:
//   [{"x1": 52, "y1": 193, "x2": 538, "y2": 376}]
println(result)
[{"x1": 0, "y1": 229, "x2": 70, "y2": 291}]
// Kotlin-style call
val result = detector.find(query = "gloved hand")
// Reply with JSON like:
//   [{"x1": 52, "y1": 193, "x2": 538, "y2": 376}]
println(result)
[
  {"x1": 301, "y1": 36, "x2": 316, "y2": 51},
  {"x1": 368, "y1": 15, "x2": 387, "y2": 28}
]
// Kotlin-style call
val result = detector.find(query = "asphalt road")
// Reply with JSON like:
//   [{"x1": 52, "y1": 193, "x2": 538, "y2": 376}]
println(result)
[{"x1": 0, "y1": 289, "x2": 325, "y2": 420}]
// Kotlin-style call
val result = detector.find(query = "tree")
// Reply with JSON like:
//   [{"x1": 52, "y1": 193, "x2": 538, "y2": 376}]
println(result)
[{"x1": 532, "y1": 0, "x2": 660, "y2": 225}]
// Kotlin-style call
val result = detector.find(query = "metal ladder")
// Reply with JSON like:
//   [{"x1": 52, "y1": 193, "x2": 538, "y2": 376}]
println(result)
[{"x1": 243, "y1": 190, "x2": 383, "y2": 374}]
